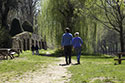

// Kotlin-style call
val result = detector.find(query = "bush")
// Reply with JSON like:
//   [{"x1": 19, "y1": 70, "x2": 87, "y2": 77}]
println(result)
[
  {"x1": 0, "y1": 28, "x2": 12, "y2": 48},
  {"x1": 54, "y1": 48, "x2": 64, "y2": 57}
]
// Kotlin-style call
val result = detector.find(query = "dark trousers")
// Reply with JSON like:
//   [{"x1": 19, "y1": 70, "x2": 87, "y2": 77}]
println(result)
[{"x1": 64, "y1": 45, "x2": 72, "y2": 64}]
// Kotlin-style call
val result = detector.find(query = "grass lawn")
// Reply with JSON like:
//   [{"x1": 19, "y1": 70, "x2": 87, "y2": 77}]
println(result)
[
  {"x1": 68, "y1": 55, "x2": 125, "y2": 83},
  {"x1": 1, "y1": 49, "x2": 125, "y2": 83},
  {"x1": 0, "y1": 49, "x2": 57, "y2": 82}
]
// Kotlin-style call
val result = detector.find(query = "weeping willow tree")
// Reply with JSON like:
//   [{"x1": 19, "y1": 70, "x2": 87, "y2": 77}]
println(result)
[{"x1": 38, "y1": 0, "x2": 103, "y2": 53}]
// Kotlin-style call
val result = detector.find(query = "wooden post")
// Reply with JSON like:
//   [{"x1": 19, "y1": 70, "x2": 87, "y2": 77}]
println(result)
[{"x1": 118, "y1": 54, "x2": 122, "y2": 64}]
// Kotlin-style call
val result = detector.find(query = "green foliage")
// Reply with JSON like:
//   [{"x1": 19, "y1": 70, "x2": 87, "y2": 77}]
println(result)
[
  {"x1": 0, "y1": 28, "x2": 12, "y2": 48},
  {"x1": 38, "y1": 0, "x2": 102, "y2": 53},
  {"x1": 53, "y1": 48, "x2": 64, "y2": 57}
]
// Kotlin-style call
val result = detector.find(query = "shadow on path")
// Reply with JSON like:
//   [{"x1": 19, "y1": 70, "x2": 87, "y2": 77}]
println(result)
[{"x1": 38, "y1": 53, "x2": 63, "y2": 57}]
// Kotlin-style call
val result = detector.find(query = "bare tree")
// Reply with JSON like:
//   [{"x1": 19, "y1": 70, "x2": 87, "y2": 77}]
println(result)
[
  {"x1": 22, "y1": 0, "x2": 40, "y2": 25},
  {"x1": 92, "y1": 0, "x2": 125, "y2": 52}
]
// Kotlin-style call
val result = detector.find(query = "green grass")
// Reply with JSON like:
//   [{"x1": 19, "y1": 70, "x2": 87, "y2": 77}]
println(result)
[
  {"x1": 0, "y1": 50, "x2": 57, "y2": 82},
  {"x1": 40, "y1": 49, "x2": 56, "y2": 54},
  {"x1": 68, "y1": 55, "x2": 125, "y2": 83},
  {"x1": 1, "y1": 49, "x2": 125, "y2": 83}
]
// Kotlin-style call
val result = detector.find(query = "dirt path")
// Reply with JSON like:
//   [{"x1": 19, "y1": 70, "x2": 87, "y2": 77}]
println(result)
[{"x1": 8, "y1": 57, "x2": 73, "y2": 83}]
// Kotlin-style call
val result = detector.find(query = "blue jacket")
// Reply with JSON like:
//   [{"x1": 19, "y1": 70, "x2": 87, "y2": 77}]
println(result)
[
  {"x1": 72, "y1": 37, "x2": 83, "y2": 48},
  {"x1": 61, "y1": 33, "x2": 73, "y2": 46}
]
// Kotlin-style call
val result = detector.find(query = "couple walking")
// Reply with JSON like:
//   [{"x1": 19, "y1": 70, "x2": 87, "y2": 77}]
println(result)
[{"x1": 61, "y1": 28, "x2": 83, "y2": 65}]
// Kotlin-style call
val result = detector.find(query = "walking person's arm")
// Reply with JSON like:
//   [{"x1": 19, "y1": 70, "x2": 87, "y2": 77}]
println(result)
[
  {"x1": 61, "y1": 35, "x2": 64, "y2": 49},
  {"x1": 80, "y1": 37, "x2": 83, "y2": 45},
  {"x1": 72, "y1": 38, "x2": 75, "y2": 48},
  {"x1": 70, "y1": 34, "x2": 73, "y2": 46}
]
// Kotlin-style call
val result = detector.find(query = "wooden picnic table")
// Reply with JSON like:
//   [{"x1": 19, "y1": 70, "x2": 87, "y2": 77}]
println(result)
[
  {"x1": 0, "y1": 48, "x2": 20, "y2": 60},
  {"x1": 114, "y1": 52, "x2": 125, "y2": 64}
]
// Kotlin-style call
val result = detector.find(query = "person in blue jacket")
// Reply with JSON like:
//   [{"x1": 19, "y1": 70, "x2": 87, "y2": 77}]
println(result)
[
  {"x1": 72, "y1": 32, "x2": 83, "y2": 64},
  {"x1": 61, "y1": 28, "x2": 73, "y2": 65}
]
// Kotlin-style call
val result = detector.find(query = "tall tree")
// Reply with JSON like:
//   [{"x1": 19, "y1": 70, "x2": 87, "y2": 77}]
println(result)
[
  {"x1": 0, "y1": 0, "x2": 18, "y2": 29},
  {"x1": 23, "y1": 0, "x2": 40, "y2": 25},
  {"x1": 38, "y1": 0, "x2": 99, "y2": 53},
  {"x1": 20, "y1": 0, "x2": 40, "y2": 33},
  {"x1": 92, "y1": 0, "x2": 125, "y2": 52}
]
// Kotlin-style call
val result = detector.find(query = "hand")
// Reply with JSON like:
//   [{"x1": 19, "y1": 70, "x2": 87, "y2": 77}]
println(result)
[{"x1": 61, "y1": 46, "x2": 64, "y2": 49}]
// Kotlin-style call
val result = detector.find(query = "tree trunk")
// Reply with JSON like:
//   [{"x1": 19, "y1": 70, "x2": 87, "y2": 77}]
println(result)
[
  {"x1": 2, "y1": 14, "x2": 8, "y2": 29},
  {"x1": 66, "y1": 0, "x2": 74, "y2": 32},
  {"x1": 1, "y1": 3, "x2": 9, "y2": 29},
  {"x1": 116, "y1": 42, "x2": 118, "y2": 52},
  {"x1": 66, "y1": 16, "x2": 72, "y2": 32},
  {"x1": 120, "y1": 26, "x2": 124, "y2": 52}
]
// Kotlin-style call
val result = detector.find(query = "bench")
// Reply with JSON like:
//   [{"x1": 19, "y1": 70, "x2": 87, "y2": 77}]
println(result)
[
  {"x1": 114, "y1": 52, "x2": 125, "y2": 64},
  {"x1": 0, "y1": 48, "x2": 21, "y2": 60},
  {"x1": 10, "y1": 48, "x2": 21, "y2": 57}
]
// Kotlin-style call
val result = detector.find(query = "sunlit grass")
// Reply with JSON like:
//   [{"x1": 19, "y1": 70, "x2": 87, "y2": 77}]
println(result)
[
  {"x1": 68, "y1": 55, "x2": 125, "y2": 83},
  {"x1": 1, "y1": 49, "x2": 125, "y2": 83},
  {"x1": 0, "y1": 50, "x2": 57, "y2": 82},
  {"x1": 39, "y1": 49, "x2": 57, "y2": 55}
]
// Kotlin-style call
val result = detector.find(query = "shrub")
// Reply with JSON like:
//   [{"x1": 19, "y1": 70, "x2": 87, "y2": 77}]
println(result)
[{"x1": 0, "y1": 28, "x2": 12, "y2": 48}]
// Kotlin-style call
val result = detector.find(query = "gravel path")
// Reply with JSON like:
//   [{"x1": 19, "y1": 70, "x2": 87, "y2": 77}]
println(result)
[{"x1": 7, "y1": 57, "x2": 72, "y2": 83}]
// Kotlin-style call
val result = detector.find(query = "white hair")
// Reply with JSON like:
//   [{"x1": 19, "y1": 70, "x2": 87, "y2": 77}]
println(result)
[{"x1": 74, "y1": 32, "x2": 79, "y2": 36}]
